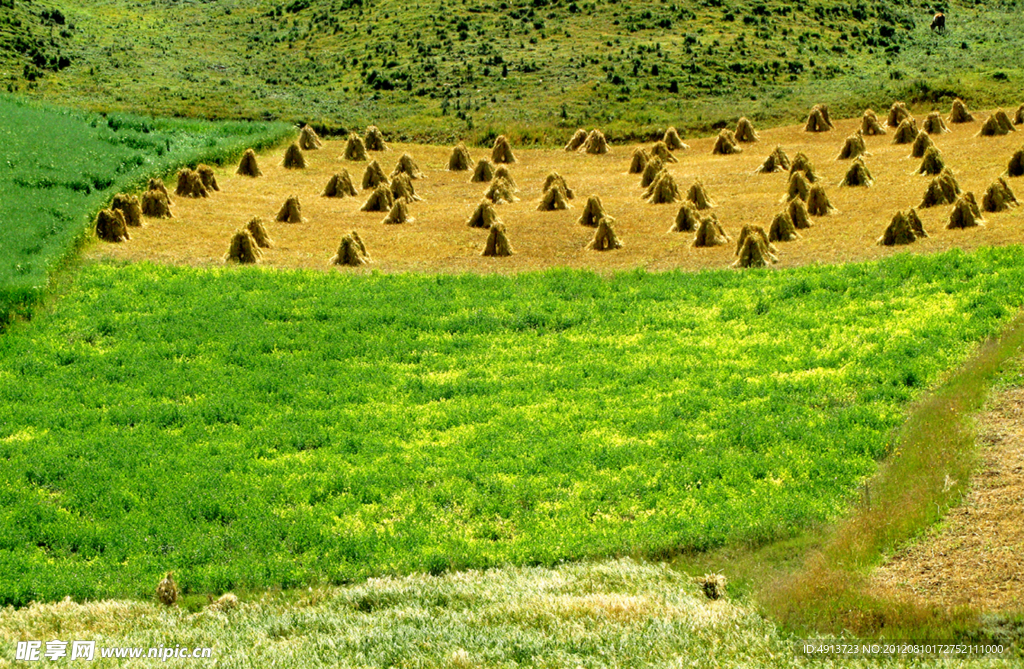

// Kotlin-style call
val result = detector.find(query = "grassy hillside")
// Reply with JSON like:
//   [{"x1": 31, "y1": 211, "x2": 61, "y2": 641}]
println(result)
[
  {"x1": 10, "y1": 0, "x2": 1024, "y2": 142},
  {"x1": 1, "y1": 248, "x2": 1022, "y2": 605},
  {"x1": 0, "y1": 94, "x2": 292, "y2": 325}
]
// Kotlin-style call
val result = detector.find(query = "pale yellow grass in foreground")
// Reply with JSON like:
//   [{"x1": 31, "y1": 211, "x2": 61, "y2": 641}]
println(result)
[{"x1": 89, "y1": 111, "x2": 1024, "y2": 274}]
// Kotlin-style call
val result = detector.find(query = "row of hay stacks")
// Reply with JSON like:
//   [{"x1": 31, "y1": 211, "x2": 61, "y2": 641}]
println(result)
[{"x1": 814, "y1": 98, "x2": 1024, "y2": 136}]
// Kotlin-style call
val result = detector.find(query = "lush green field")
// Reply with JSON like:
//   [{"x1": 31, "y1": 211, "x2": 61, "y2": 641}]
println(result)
[
  {"x1": 10, "y1": 0, "x2": 1024, "y2": 142},
  {"x1": 0, "y1": 94, "x2": 292, "y2": 325},
  {"x1": 1, "y1": 249, "x2": 1022, "y2": 605}
]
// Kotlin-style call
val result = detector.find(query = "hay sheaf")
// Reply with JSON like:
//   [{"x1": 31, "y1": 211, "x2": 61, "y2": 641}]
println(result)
[
  {"x1": 920, "y1": 169, "x2": 962, "y2": 208},
  {"x1": 805, "y1": 104, "x2": 833, "y2": 132},
  {"x1": 148, "y1": 178, "x2": 170, "y2": 200},
  {"x1": 496, "y1": 166, "x2": 519, "y2": 192},
  {"x1": 95, "y1": 208, "x2": 129, "y2": 243},
  {"x1": 911, "y1": 130, "x2": 935, "y2": 159},
  {"x1": 917, "y1": 146, "x2": 945, "y2": 175},
  {"x1": 344, "y1": 133, "x2": 369, "y2": 161},
  {"x1": 785, "y1": 171, "x2": 810, "y2": 202},
  {"x1": 582, "y1": 129, "x2": 610, "y2": 154},
  {"x1": 862, "y1": 109, "x2": 886, "y2": 135},
  {"x1": 482, "y1": 223, "x2": 513, "y2": 257},
  {"x1": 282, "y1": 143, "x2": 305, "y2": 169},
  {"x1": 564, "y1": 129, "x2": 588, "y2": 151},
  {"x1": 331, "y1": 231, "x2": 371, "y2": 266},
  {"x1": 175, "y1": 168, "x2": 208, "y2": 198},
  {"x1": 768, "y1": 211, "x2": 799, "y2": 242},
  {"x1": 640, "y1": 157, "x2": 664, "y2": 188},
  {"x1": 391, "y1": 153, "x2": 424, "y2": 179},
  {"x1": 982, "y1": 177, "x2": 1018, "y2": 212},
  {"x1": 299, "y1": 124, "x2": 323, "y2": 150},
  {"x1": 577, "y1": 195, "x2": 606, "y2": 227},
  {"x1": 1008, "y1": 149, "x2": 1024, "y2": 178},
  {"x1": 789, "y1": 152, "x2": 817, "y2": 182},
  {"x1": 390, "y1": 173, "x2": 423, "y2": 203},
  {"x1": 361, "y1": 185, "x2": 395, "y2": 212},
  {"x1": 448, "y1": 143, "x2": 472, "y2": 171},
  {"x1": 156, "y1": 573, "x2": 179, "y2": 607},
  {"x1": 364, "y1": 125, "x2": 388, "y2": 151},
  {"x1": 628, "y1": 148, "x2": 650, "y2": 174},
  {"x1": 806, "y1": 184, "x2": 837, "y2": 216},
  {"x1": 877, "y1": 210, "x2": 919, "y2": 246},
  {"x1": 382, "y1": 200, "x2": 414, "y2": 225},
  {"x1": 733, "y1": 225, "x2": 778, "y2": 268},
  {"x1": 840, "y1": 157, "x2": 873, "y2": 187},
  {"x1": 276, "y1": 196, "x2": 305, "y2": 223},
  {"x1": 907, "y1": 208, "x2": 927, "y2": 238},
  {"x1": 650, "y1": 141, "x2": 678, "y2": 163},
  {"x1": 787, "y1": 197, "x2": 812, "y2": 229},
  {"x1": 891, "y1": 118, "x2": 919, "y2": 144},
  {"x1": 323, "y1": 171, "x2": 358, "y2": 198},
  {"x1": 236, "y1": 148, "x2": 262, "y2": 177},
  {"x1": 111, "y1": 193, "x2": 142, "y2": 227},
  {"x1": 1015, "y1": 104, "x2": 1024, "y2": 125},
  {"x1": 491, "y1": 135, "x2": 516, "y2": 163},
  {"x1": 538, "y1": 184, "x2": 571, "y2": 211},
  {"x1": 978, "y1": 111, "x2": 1016, "y2": 137},
  {"x1": 484, "y1": 177, "x2": 518, "y2": 204},
  {"x1": 949, "y1": 98, "x2": 974, "y2": 123},
  {"x1": 361, "y1": 160, "x2": 389, "y2": 190},
  {"x1": 735, "y1": 117, "x2": 758, "y2": 142},
  {"x1": 663, "y1": 127, "x2": 688, "y2": 150},
  {"x1": 224, "y1": 229, "x2": 262, "y2": 264},
  {"x1": 196, "y1": 164, "x2": 219, "y2": 191},
  {"x1": 755, "y1": 146, "x2": 790, "y2": 174},
  {"x1": 471, "y1": 159, "x2": 496, "y2": 183},
  {"x1": 670, "y1": 201, "x2": 701, "y2": 232},
  {"x1": 467, "y1": 200, "x2": 501, "y2": 229},
  {"x1": 836, "y1": 131, "x2": 867, "y2": 160},
  {"x1": 587, "y1": 217, "x2": 623, "y2": 251},
  {"x1": 886, "y1": 102, "x2": 911, "y2": 128},
  {"x1": 924, "y1": 111, "x2": 950, "y2": 135},
  {"x1": 245, "y1": 217, "x2": 273, "y2": 248},
  {"x1": 645, "y1": 172, "x2": 681, "y2": 204},
  {"x1": 141, "y1": 189, "x2": 172, "y2": 218},
  {"x1": 711, "y1": 129, "x2": 741, "y2": 155},
  {"x1": 947, "y1": 193, "x2": 985, "y2": 229},
  {"x1": 687, "y1": 180, "x2": 716, "y2": 209},
  {"x1": 693, "y1": 214, "x2": 729, "y2": 247},
  {"x1": 540, "y1": 172, "x2": 571, "y2": 199}
]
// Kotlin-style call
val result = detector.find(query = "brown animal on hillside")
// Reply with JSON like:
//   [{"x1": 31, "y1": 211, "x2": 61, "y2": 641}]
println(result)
[{"x1": 930, "y1": 12, "x2": 945, "y2": 32}]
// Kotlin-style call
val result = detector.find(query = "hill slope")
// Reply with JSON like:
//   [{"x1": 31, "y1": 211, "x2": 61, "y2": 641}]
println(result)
[{"x1": 8, "y1": 0, "x2": 1024, "y2": 142}]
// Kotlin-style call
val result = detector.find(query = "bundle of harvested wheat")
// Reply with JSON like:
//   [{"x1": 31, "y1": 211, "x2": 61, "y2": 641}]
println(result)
[
  {"x1": 670, "y1": 202, "x2": 701, "y2": 232},
  {"x1": 891, "y1": 118, "x2": 919, "y2": 144},
  {"x1": 482, "y1": 223, "x2": 514, "y2": 256},
  {"x1": 496, "y1": 166, "x2": 519, "y2": 192},
  {"x1": 840, "y1": 157, "x2": 873, "y2": 187},
  {"x1": 95, "y1": 208, "x2": 129, "y2": 242},
  {"x1": 785, "y1": 171, "x2": 810, "y2": 202},
  {"x1": 663, "y1": 127, "x2": 688, "y2": 150},
  {"x1": 693, "y1": 213, "x2": 729, "y2": 247},
  {"x1": 361, "y1": 160, "x2": 389, "y2": 190},
  {"x1": 323, "y1": 170, "x2": 358, "y2": 198},
  {"x1": 390, "y1": 173, "x2": 422, "y2": 203},
  {"x1": 735, "y1": 117, "x2": 758, "y2": 142},
  {"x1": 197, "y1": 164, "x2": 219, "y2": 191},
  {"x1": 141, "y1": 189, "x2": 172, "y2": 218},
  {"x1": 640, "y1": 157, "x2": 664, "y2": 188},
  {"x1": 111, "y1": 193, "x2": 142, "y2": 227},
  {"x1": 236, "y1": 148, "x2": 262, "y2": 177},
  {"x1": 920, "y1": 169, "x2": 962, "y2": 207},
  {"x1": 911, "y1": 130, "x2": 935, "y2": 158},
  {"x1": 877, "y1": 211, "x2": 919, "y2": 246},
  {"x1": 299, "y1": 124, "x2": 323, "y2": 150},
  {"x1": 382, "y1": 200, "x2": 414, "y2": 225},
  {"x1": 582, "y1": 129, "x2": 610, "y2": 154},
  {"x1": 1008, "y1": 148, "x2": 1024, "y2": 177},
  {"x1": 711, "y1": 129, "x2": 741, "y2": 155},
  {"x1": 360, "y1": 185, "x2": 395, "y2": 212},
  {"x1": 887, "y1": 102, "x2": 911, "y2": 128},
  {"x1": 687, "y1": 180, "x2": 716, "y2": 209},
  {"x1": 471, "y1": 159, "x2": 496, "y2": 183},
  {"x1": 645, "y1": 172, "x2": 681, "y2": 204},
  {"x1": 978, "y1": 110, "x2": 1016, "y2": 136},
  {"x1": 245, "y1": 217, "x2": 273, "y2": 247},
  {"x1": 448, "y1": 143, "x2": 472, "y2": 171},
  {"x1": 491, "y1": 135, "x2": 516, "y2": 163},
  {"x1": 949, "y1": 98, "x2": 974, "y2": 123},
  {"x1": 344, "y1": 133, "x2": 369, "y2": 161},
  {"x1": 650, "y1": 141, "x2": 678, "y2": 163},
  {"x1": 564, "y1": 129, "x2": 588, "y2": 151},
  {"x1": 176, "y1": 168, "x2": 208, "y2": 198},
  {"x1": 861, "y1": 109, "x2": 886, "y2": 135},
  {"x1": 224, "y1": 229, "x2": 262, "y2": 264},
  {"x1": 484, "y1": 177, "x2": 518, "y2": 204},
  {"x1": 755, "y1": 146, "x2": 791, "y2": 173},
  {"x1": 982, "y1": 177, "x2": 1018, "y2": 212},
  {"x1": 628, "y1": 147, "x2": 650, "y2": 174},
  {"x1": 587, "y1": 217, "x2": 623, "y2": 251},
  {"x1": 1015, "y1": 104, "x2": 1024, "y2": 125},
  {"x1": 947, "y1": 193, "x2": 984, "y2": 229},
  {"x1": 156, "y1": 573, "x2": 179, "y2": 607},
  {"x1": 836, "y1": 131, "x2": 867, "y2": 160},
  {"x1": 577, "y1": 195, "x2": 606, "y2": 227},
  {"x1": 732, "y1": 225, "x2": 777, "y2": 268},
  {"x1": 805, "y1": 104, "x2": 833, "y2": 132},
  {"x1": 364, "y1": 125, "x2": 388, "y2": 151},
  {"x1": 806, "y1": 183, "x2": 837, "y2": 215},
  {"x1": 276, "y1": 196, "x2": 304, "y2": 222},
  {"x1": 787, "y1": 197, "x2": 812, "y2": 229},
  {"x1": 768, "y1": 211, "x2": 799, "y2": 242},
  {"x1": 331, "y1": 231, "x2": 371, "y2": 266},
  {"x1": 542, "y1": 172, "x2": 572, "y2": 199},
  {"x1": 917, "y1": 146, "x2": 945, "y2": 175},
  {"x1": 391, "y1": 153, "x2": 424, "y2": 179},
  {"x1": 538, "y1": 184, "x2": 571, "y2": 210},
  {"x1": 282, "y1": 143, "x2": 305, "y2": 169},
  {"x1": 789, "y1": 153, "x2": 817, "y2": 182},
  {"x1": 467, "y1": 200, "x2": 500, "y2": 228},
  {"x1": 923, "y1": 111, "x2": 949, "y2": 135},
  {"x1": 148, "y1": 178, "x2": 170, "y2": 200}
]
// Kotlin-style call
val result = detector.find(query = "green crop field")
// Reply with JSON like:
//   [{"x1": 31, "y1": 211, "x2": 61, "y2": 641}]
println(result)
[
  {"x1": 0, "y1": 95, "x2": 292, "y2": 325},
  {"x1": 8, "y1": 0, "x2": 1024, "y2": 142},
  {"x1": 0, "y1": 249, "x2": 1021, "y2": 605}
]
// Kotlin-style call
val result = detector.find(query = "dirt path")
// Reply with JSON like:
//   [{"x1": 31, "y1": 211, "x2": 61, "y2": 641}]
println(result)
[{"x1": 870, "y1": 380, "x2": 1024, "y2": 611}]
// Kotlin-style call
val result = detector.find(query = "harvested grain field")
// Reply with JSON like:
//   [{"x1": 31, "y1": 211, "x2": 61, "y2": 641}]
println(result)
[{"x1": 90, "y1": 111, "x2": 1024, "y2": 273}]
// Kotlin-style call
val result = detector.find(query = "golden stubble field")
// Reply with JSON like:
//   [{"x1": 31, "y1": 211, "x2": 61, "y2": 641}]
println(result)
[{"x1": 89, "y1": 110, "x2": 1024, "y2": 274}]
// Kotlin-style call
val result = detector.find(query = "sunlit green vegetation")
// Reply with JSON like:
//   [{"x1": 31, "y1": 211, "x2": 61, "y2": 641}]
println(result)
[{"x1": 1, "y1": 248, "x2": 1022, "y2": 605}]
